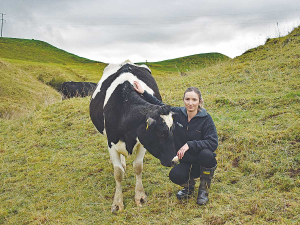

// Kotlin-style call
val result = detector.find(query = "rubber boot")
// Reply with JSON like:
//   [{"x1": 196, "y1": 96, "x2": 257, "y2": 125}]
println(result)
[
  {"x1": 196, "y1": 165, "x2": 217, "y2": 205},
  {"x1": 176, "y1": 179, "x2": 195, "y2": 200}
]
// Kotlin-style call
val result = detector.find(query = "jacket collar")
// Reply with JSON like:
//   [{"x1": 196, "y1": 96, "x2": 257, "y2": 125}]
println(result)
[{"x1": 180, "y1": 107, "x2": 208, "y2": 118}]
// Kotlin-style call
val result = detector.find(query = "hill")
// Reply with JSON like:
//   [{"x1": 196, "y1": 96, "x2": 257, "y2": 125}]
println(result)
[
  {"x1": 0, "y1": 38, "x2": 109, "y2": 118},
  {"x1": 0, "y1": 26, "x2": 299, "y2": 224},
  {"x1": 0, "y1": 38, "x2": 96, "y2": 64},
  {"x1": 0, "y1": 38, "x2": 228, "y2": 118},
  {"x1": 138, "y1": 52, "x2": 230, "y2": 75}
]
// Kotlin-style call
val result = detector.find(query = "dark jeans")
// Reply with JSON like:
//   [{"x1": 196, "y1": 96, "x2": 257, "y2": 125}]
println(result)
[{"x1": 169, "y1": 149, "x2": 217, "y2": 185}]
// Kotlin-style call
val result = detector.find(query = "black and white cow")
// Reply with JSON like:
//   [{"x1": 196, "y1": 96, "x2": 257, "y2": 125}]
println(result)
[
  {"x1": 90, "y1": 61, "x2": 178, "y2": 213},
  {"x1": 60, "y1": 81, "x2": 97, "y2": 100}
]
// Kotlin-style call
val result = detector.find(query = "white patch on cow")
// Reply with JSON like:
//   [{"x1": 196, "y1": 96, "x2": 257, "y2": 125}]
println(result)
[
  {"x1": 110, "y1": 139, "x2": 142, "y2": 157},
  {"x1": 109, "y1": 145, "x2": 125, "y2": 173},
  {"x1": 138, "y1": 64, "x2": 151, "y2": 72},
  {"x1": 160, "y1": 112, "x2": 173, "y2": 130},
  {"x1": 120, "y1": 154, "x2": 126, "y2": 170},
  {"x1": 92, "y1": 61, "x2": 151, "y2": 99},
  {"x1": 92, "y1": 63, "x2": 120, "y2": 99},
  {"x1": 103, "y1": 72, "x2": 154, "y2": 108},
  {"x1": 136, "y1": 138, "x2": 141, "y2": 145},
  {"x1": 111, "y1": 140, "x2": 129, "y2": 157}
]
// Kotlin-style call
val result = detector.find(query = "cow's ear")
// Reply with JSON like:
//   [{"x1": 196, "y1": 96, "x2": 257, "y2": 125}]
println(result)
[
  {"x1": 171, "y1": 111, "x2": 177, "y2": 117},
  {"x1": 146, "y1": 117, "x2": 156, "y2": 130}
]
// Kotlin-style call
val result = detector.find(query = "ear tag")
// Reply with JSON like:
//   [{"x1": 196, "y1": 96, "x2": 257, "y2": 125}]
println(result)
[{"x1": 146, "y1": 119, "x2": 149, "y2": 130}]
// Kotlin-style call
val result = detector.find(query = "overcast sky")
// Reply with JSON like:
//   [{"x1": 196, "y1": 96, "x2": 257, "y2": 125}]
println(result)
[{"x1": 1, "y1": 0, "x2": 300, "y2": 63}]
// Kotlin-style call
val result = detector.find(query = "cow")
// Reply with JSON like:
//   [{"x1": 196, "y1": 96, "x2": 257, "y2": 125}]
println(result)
[
  {"x1": 89, "y1": 61, "x2": 178, "y2": 213},
  {"x1": 60, "y1": 81, "x2": 97, "y2": 100}
]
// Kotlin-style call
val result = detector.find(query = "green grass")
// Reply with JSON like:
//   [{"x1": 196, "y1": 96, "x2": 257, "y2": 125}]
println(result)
[
  {"x1": 0, "y1": 26, "x2": 300, "y2": 224},
  {"x1": 139, "y1": 52, "x2": 230, "y2": 74},
  {"x1": 0, "y1": 38, "x2": 96, "y2": 64},
  {"x1": 0, "y1": 38, "x2": 227, "y2": 119},
  {"x1": 0, "y1": 57, "x2": 107, "y2": 118}
]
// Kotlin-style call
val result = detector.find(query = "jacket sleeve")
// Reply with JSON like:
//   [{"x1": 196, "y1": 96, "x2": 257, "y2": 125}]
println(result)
[
  {"x1": 142, "y1": 91, "x2": 165, "y2": 106},
  {"x1": 187, "y1": 116, "x2": 218, "y2": 153},
  {"x1": 142, "y1": 91, "x2": 182, "y2": 113}
]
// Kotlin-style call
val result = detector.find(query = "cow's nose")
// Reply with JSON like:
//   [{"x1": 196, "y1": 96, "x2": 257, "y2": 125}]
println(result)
[{"x1": 171, "y1": 156, "x2": 179, "y2": 167}]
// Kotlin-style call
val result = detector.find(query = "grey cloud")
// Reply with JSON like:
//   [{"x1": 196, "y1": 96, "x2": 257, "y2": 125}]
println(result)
[{"x1": 1, "y1": 0, "x2": 300, "y2": 63}]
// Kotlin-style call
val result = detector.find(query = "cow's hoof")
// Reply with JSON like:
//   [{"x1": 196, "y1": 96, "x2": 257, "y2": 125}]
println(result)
[
  {"x1": 135, "y1": 193, "x2": 147, "y2": 207},
  {"x1": 111, "y1": 203, "x2": 124, "y2": 214}
]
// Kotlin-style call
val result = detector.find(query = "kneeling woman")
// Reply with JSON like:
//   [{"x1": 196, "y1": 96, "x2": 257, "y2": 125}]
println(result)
[{"x1": 134, "y1": 81, "x2": 218, "y2": 205}]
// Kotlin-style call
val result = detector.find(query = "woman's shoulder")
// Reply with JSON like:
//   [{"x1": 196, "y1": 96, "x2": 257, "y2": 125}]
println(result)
[{"x1": 193, "y1": 108, "x2": 208, "y2": 118}]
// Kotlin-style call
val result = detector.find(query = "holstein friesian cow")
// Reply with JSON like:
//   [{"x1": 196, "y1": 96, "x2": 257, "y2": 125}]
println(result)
[
  {"x1": 60, "y1": 81, "x2": 97, "y2": 100},
  {"x1": 90, "y1": 61, "x2": 178, "y2": 213}
]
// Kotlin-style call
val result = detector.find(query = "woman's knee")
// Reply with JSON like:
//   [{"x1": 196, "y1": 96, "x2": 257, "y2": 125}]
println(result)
[
  {"x1": 199, "y1": 149, "x2": 217, "y2": 168},
  {"x1": 169, "y1": 163, "x2": 191, "y2": 185}
]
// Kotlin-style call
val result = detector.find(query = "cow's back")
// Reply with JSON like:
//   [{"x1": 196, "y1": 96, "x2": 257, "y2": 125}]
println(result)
[{"x1": 90, "y1": 63, "x2": 161, "y2": 135}]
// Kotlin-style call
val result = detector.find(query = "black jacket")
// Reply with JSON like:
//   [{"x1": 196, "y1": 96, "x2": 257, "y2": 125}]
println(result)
[{"x1": 142, "y1": 91, "x2": 218, "y2": 156}]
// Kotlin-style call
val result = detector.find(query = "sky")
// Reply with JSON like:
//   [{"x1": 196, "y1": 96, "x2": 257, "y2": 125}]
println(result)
[{"x1": 1, "y1": 0, "x2": 300, "y2": 63}]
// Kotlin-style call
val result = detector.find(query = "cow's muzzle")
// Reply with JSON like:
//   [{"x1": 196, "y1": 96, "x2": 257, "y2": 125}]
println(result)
[{"x1": 171, "y1": 156, "x2": 179, "y2": 167}]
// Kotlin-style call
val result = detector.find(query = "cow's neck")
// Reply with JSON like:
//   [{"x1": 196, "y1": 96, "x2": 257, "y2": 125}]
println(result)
[{"x1": 124, "y1": 90, "x2": 160, "y2": 120}]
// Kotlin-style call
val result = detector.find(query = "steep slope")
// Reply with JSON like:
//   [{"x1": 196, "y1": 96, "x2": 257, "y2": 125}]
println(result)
[
  {"x1": 237, "y1": 25, "x2": 300, "y2": 63},
  {"x1": 0, "y1": 38, "x2": 109, "y2": 118},
  {"x1": 142, "y1": 52, "x2": 230, "y2": 74},
  {"x1": 0, "y1": 38, "x2": 96, "y2": 64},
  {"x1": 0, "y1": 59, "x2": 61, "y2": 118}
]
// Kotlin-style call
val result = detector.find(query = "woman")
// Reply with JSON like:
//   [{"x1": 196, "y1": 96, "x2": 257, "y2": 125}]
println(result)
[{"x1": 133, "y1": 81, "x2": 218, "y2": 205}]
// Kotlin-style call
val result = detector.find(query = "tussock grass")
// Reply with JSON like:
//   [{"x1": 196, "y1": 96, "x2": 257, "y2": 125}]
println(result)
[{"x1": 0, "y1": 26, "x2": 300, "y2": 224}]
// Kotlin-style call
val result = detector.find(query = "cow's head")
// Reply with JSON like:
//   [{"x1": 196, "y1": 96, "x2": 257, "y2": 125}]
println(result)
[{"x1": 137, "y1": 106, "x2": 178, "y2": 167}]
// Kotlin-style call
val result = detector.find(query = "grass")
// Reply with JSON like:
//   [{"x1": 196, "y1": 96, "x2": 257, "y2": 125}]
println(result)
[
  {"x1": 0, "y1": 58, "x2": 107, "y2": 119},
  {"x1": 0, "y1": 38, "x2": 96, "y2": 64},
  {"x1": 0, "y1": 26, "x2": 300, "y2": 224},
  {"x1": 138, "y1": 52, "x2": 230, "y2": 74}
]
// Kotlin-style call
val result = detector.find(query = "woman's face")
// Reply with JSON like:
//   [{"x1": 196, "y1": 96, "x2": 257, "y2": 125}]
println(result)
[{"x1": 184, "y1": 91, "x2": 200, "y2": 113}]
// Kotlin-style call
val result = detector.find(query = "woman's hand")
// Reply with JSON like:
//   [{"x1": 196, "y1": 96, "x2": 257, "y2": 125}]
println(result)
[
  {"x1": 133, "y1": 81, "x2": 144, "y2": 94},
  {"x1": 177, "y1": 143, "x2": 189, "y2": 160}
]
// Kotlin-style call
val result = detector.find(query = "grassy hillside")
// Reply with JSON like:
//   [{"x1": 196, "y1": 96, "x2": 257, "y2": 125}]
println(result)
[
  {"x1": 140, "y1": 52, "x2": 230, "y2": 75},
  {"x1": 0, "y1": 38, "x2": 227, "y2": 119},
  {"x1": 0, "y1": 59, "x2": 61, "y2": 118},
  {"x1": 0, "y1": 38, "x2": 96, "y2": 64},
  {"x1": 0, "y1": 38, "x2": 108, "y2": 118},
  {"x1": 0, "y1": 26, "x2": 300, "y2": 224},
  {"x1": 0, "y1": 58, "x2": 107, "y2": 119}
]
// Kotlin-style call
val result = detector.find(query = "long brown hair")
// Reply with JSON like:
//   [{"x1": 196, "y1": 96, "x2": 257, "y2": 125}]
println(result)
[{"x1": 183, "y1": 87, "x2": 204, "y2": 111}]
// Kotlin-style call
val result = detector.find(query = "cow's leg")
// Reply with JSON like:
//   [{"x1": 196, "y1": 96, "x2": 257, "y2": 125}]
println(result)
[
  {"x1": 133, "y1": 144, "x2": 147, "y2": 207},
  {"x1": 120, "y1": 154, "x2": 126, "y2": 171},
  {"x1": 109, "y1": 146, "x2": 125, "y2": 213}
]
